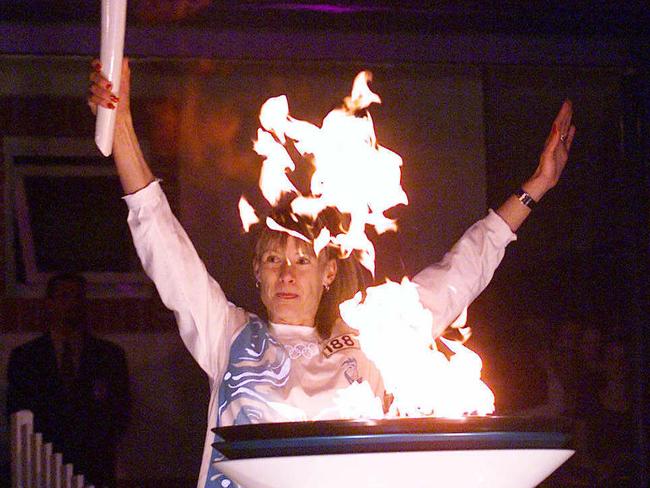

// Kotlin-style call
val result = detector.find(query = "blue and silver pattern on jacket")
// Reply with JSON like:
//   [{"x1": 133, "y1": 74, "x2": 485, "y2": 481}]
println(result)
[{"x1": 205, "y1": 316, "x2": 289, "y2": 487}]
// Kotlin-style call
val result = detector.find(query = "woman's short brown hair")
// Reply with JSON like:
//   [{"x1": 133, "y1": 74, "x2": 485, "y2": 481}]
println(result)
[{"x1": 252, "y1": 208, "x2": 367, "y2": 339}]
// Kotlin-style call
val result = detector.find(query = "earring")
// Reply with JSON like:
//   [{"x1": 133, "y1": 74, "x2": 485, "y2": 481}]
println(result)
[
  {"x1": 323, "y1": 283, "x2": 330, "y2": 292},
  {"x1": 255, "y1": 281, "x2": 260, "y2": 289}
]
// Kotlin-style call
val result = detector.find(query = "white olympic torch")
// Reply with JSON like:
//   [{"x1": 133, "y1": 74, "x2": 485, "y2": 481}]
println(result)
[{"x1": 95, "y1": 0, "x2": 128, "y2": 156}]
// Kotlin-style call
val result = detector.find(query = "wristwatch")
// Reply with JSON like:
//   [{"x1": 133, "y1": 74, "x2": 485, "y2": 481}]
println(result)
[{"x1": 515, "y1": 188, "x2": 536, "y2": 209}]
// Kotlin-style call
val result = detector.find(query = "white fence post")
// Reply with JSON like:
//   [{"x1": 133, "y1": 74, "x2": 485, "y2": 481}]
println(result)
[
  {"x1": 62, "y1": 463, "x2": 73, "y2": 488},
  {"x1": 41, "y1": 442, "x2": 53, "y2": 488},
  {"x1": 31, "y1": 432, "x2": 42, "y2": 487},
  {"x1": 51, "y1": 452, "x2": 63, "y2": 488},
  {"x1": 72, "y1": 474, "x2": 84, "y2": 488},
  {"x1": 10, "y1": 409, "x2": 33, "y2": 488}
]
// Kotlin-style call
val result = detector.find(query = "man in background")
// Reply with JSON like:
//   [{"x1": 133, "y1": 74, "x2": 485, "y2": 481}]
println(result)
[{"x1": 6, "y1": 273, "x2": 131, "y2": 488}]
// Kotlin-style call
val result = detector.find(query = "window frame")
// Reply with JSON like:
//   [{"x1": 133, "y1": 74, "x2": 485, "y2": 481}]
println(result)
[{"x1": 3, "y1": 136, "x2": 152, "y2": 298}]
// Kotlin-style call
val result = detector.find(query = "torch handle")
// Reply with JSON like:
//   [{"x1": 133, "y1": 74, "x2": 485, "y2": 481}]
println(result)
[{"x1": 95, "y1": 0, "x2": 127, "y2": 157}]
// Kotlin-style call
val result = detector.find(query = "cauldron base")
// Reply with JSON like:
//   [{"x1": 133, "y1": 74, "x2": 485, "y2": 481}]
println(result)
[
  {"x1": 212, "y1": 417, "x2": 574, "y2": 488},
  {"x1": 217, "y1": 449, "x2": 574, "y2": 488}
]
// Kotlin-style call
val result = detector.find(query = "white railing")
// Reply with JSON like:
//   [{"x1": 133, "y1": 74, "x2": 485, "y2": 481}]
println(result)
[{"x1": 10, "y1": 410, "x2": 94, "y2": 488}]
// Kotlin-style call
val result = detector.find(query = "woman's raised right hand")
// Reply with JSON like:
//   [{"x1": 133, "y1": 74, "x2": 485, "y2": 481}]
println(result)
[
  {"x1": 87, "y1": 58, "x2": 131, "y2": 120},
  {"x1": 87, "y1": 57, "x2": 154, "y2": 193}
]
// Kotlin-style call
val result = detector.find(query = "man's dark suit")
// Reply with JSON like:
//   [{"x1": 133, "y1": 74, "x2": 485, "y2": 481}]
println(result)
[{"x1": 6, "y1": 333, "x2": 130, "y2": 488}]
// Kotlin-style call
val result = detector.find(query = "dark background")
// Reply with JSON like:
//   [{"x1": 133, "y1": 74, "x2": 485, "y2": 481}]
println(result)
[{"x1": 0, "y1": 1, "x2": 648, "y2": 486}]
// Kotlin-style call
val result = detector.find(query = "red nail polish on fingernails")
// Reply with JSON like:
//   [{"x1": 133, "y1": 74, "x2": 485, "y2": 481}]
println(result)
[
  {"x1": 107, "y1": 103, "x2": 115, "y2": 110},
  {"x1": 94, "y1": 64, "x2": 101, "y2": 72},
  {"x1": 110, "y1": 95, "x2": 119, "y2": 103},
  {"x1": 106, "y1": 83, "x2": 112, "y2": 90}
]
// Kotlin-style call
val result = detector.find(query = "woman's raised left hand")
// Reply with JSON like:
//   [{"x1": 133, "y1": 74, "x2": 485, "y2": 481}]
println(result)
[{"x1": 523, "y1": 100, "x2": 576, "y2": 200}]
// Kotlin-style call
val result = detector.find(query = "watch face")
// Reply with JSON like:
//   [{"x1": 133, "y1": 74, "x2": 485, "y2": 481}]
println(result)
[{"x1": 516, "y1": 189, "x2": 535, "y2": 208}]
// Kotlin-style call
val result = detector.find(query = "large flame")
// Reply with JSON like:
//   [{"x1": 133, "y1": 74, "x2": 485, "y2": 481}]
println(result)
[
  {"x1": 339, "y1": 279, "x2": 495, "y2": 418},
  {"x1": 239, "y1": 72, "x2": 495, "y2": 419},
  {"x1": 240, "y1": 71, "x2": 407, "y2": 276}
]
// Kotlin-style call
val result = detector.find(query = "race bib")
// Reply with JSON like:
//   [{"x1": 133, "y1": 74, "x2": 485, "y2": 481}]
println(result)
[{"x1": 321, "y1": 334, "x2": 359, "y2": 358}]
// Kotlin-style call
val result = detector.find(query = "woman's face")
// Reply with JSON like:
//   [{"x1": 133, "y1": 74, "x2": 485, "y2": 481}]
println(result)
[{"x1": 255, "y1": 236, "x2": 337, "y2": 326}]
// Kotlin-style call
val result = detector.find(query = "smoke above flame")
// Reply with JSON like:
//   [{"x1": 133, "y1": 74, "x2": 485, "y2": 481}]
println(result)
[{"x1": 240, "y1": 72, "x2": 495, "y2": 419}]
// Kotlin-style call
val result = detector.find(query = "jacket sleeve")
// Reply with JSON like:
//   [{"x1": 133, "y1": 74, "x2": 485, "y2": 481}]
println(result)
[
  {"x1": 124, "y1": 180, "x2": 246, "y2": 377},
  {"x1": 413, "y1": 209, "x2": 516, "y2": 337}
]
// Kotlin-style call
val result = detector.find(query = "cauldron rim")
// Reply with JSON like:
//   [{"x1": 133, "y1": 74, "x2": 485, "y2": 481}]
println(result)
[{"x1": 212, "y1": 416, "x2": 573, "y2": 459}]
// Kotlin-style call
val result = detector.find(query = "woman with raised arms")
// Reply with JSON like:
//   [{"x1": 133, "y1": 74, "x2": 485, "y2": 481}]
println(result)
[{"x1": 88, "y1": 58, "x2": 575, "y2": 488}]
